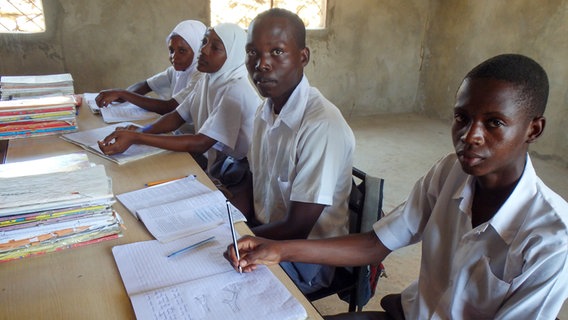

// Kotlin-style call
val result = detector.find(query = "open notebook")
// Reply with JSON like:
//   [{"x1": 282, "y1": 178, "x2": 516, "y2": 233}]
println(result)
[
  {"x1": 60, "y1": 122, "x2": 166, "y2": 165},
  {"x1": 112, "y1": 224, "x2": 307, "y2": 320},
  {"x1": 117, "y1": 177, "x2": 246, "y2": 242},
  {"x1": 83, "y1": 93, "x2": 159, "y2": 122}
]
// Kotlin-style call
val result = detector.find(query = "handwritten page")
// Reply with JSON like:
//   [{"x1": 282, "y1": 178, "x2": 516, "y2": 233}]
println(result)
[
  {"x1": 112, "y1": 225, "x2": 307, "y2": 320},
  {"x1": 137, "y1": 190, "x2": 246, "y2": 243},
  {"x1": 60, "y1": 122, "x2": 166, "y2": 165},
  {"x1": 116, "y1": 176, "x2": 211, "y2": 219}
]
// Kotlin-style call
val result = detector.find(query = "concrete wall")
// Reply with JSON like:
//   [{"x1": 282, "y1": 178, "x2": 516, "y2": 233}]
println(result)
[
  {"x1": 1, "y1": 0, "x2": 567, "y2": 163},
  {"x1": 419, "y1": 0, "x2": 568, "y2": 164}
]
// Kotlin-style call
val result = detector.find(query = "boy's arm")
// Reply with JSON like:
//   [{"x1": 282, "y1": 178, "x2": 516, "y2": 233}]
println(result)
[
  {"x1": 250, "y1": 201, "x2": 324, "y2": 240},
  {"x1": 225, "y1": 231, "x2": 391, "y2": 273}
]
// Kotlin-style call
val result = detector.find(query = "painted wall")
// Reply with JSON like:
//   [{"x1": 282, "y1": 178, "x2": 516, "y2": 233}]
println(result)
[{"x1": 1, "y1": 0, "x2": 567, "y2": 164}]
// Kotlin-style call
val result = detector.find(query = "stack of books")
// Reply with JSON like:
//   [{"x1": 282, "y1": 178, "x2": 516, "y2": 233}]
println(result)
[
  {"x1": 0, "y1": 73, "x2": 74, "y2": 100},
  {"x1": 0, "y1": 153, "x2": 124, "y2": 263},
  {"x1": 0, "y1": 95, "x2": 78, "y2": 139}
]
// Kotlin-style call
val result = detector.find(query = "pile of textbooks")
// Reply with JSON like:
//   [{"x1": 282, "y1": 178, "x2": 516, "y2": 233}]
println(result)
[
  {"x1": 0, "y1": 95, "x2": 78, "y2": 139},
  {"x1": 0, "y1": 153, "x2": 124, "y2": 263},
  {"x1": 0, "y1": 73, "x2": 74, "y2": 100}
]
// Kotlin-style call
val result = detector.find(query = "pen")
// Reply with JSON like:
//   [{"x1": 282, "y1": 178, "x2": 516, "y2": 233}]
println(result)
[
  {"x1": 145, "y1": 174, "x2": 197, "y2": 187},
  {"x1": 227, "y1": 200, "x2": 242, "y2": 274},
  {"x1": 167, "y1": 236, "x2": 215, "y2": 258}
]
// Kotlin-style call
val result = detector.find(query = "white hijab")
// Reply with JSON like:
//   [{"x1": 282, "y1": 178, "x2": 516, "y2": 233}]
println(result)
[
  {"x1": 192, "y1": 23, "x2": 248, "y2": 166},
  {"x1": 194, "y1": 23, "x2": 248, "y2": 120},
  {"x1": 167, "y1": 20, "x2": 207, "y2": 95}
]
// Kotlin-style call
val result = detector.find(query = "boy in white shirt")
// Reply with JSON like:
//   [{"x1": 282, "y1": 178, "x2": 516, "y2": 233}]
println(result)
[{"x1": 227, "y1": 54, "x2": 568, "y2": 319}]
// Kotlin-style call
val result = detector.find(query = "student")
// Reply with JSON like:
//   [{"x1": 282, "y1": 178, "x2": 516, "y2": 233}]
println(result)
[
  {"x1": 98, "y1": 23, "x2": 260, "y2": 192},
  {"x1": 243, "y1": 8, "x2": 355, "y2": 294},
  {"x1": 95, "y1": 20, "x2": 206, "y2": 115},
  {"x1": 226, "y1": 54, "x2": 568, "y2": 319}
]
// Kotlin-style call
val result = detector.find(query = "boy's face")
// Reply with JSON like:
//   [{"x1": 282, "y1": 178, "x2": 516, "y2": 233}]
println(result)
[
  {"x1": 452, "y1": 78, "x2": 542, "y2": 185},
  {"x1": 246, "y1": 16, "x2": 309, "y2": 110},
  {"x1": 168, "y1": 35, "x2": 194, "y2": 72},
  {"x1": 197, "y1": 29, "x2": 227, "y2": 73}
]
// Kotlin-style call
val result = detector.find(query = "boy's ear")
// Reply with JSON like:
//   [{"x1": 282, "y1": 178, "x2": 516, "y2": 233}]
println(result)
[
  {"x1": 300, "y1": 47, "x2": 310, "y2": 67},
  {"x1": 526, "y1": 116, "x2": 546, "y2": 143}
]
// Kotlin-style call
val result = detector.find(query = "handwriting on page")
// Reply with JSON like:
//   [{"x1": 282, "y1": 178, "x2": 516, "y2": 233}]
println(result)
[
  {"x1": 131, "y1": 267, "x2": 306, "y2": 320},
  {"x1": 112, "y1": 224, "x2": 307, "y2": 320}
]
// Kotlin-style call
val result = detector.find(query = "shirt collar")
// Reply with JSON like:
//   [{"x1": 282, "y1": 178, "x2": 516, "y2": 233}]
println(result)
[
  {"x1": 260, "y1": 75, "x2": 309, "y2": 132},
  {"x1": 490, "y1": 154, "x2": 537, "y2": 244},
  {"x1": 453, "y1": 154, "x2": 537, "y2": 244}
]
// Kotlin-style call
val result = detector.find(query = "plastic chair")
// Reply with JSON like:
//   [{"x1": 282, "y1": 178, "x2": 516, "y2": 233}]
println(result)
[{"x1": 306, "y1": 167, "x2": 385, "y2": 312}]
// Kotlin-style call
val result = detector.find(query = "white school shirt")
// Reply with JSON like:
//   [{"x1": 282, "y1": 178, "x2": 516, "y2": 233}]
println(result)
[
  {"x1": 374, "y1": 153, "x2": 568, "y2": 319},
  {"x1": 176, "y1": 75, "x2": 260, "y2": 163},
  {"x1": 250, "y1": 76, "x2": 354, "y2": 239},
  {"x1": 146, "y1": 67, "x2": 202, "y2": 103}
]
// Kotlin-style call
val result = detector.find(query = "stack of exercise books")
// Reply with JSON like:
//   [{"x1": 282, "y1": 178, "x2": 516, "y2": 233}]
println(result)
[
  {"x1": 0, "y1": 73, "x2": 74, "y2": 100},
  {"x1": 0, "y1": 95, "x2": 78, "y2": 139},
  {"x1": 0, "y1": 153, "x2": 124, "y2": 263}
]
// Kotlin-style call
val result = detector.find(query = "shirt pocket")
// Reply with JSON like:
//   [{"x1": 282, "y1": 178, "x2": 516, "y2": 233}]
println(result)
[{"x1": 459, "y1": 256, "x2": 511, "y2": 318}]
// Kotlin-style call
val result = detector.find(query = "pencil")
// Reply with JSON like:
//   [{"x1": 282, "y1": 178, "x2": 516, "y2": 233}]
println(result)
[{"x1": 144, "y1": 175, "x2": 189, "y2": 187}]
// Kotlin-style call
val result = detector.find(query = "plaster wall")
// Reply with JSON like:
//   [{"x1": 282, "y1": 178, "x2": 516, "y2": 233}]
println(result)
[
  {"x1": 1, "y1": 0, "x2": 567, "y2": 163},
  {"x1": 419, "y1": 0, "x2": 568, "y2": 163}
]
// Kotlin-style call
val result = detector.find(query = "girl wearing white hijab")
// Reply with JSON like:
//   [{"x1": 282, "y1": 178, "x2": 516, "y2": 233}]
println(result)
[
  {"x1": 95, "y1": 20, "x2": 206, "y2": 115},
  {"x1": 99, "y1": 23, "x2": 261, "y2": 196}
]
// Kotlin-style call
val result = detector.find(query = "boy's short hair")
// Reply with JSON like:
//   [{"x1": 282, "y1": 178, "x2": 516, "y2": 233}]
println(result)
[
  {"x1": 465, "y1": 54, "x2": 549, "y2": 117},
  {"x1": 253, "y1": 8, "x2": 306, "y2": 49}
]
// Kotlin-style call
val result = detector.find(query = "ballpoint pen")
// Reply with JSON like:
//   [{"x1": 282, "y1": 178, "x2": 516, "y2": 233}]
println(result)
[
  {"x1": 167, "y1": 236, "x2": 215, "y2": 258},
  {"x1": 226, "y1": 200, "x2": 242, "y2": 274}
]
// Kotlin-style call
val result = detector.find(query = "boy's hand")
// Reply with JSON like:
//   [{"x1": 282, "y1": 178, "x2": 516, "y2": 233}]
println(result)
[{"x1": 224, "y1": 235, "x2": 283, "y2": 272}]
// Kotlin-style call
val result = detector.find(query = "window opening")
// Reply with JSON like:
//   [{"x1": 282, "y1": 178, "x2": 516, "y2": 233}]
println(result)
[
  {"x1": 0, "y1": 0, "x2": 46, "y2": 33},
  {"x1": 211, "y1": 0, "x2": 326, "y2": 29}
]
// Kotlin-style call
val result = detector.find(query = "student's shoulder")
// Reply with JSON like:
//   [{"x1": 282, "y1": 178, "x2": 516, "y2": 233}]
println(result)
[
  {"x1": 535, "y1": 177, "x2": 568, "y2": 225},
  {"x1": 303, "y1": 87, "x2": 345, "y2": 120}
]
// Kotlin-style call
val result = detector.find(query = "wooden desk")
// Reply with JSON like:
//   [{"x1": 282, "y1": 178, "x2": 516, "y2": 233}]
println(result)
[{"x1": 0, "y1": 106, "x2": 322, "y2": 319}]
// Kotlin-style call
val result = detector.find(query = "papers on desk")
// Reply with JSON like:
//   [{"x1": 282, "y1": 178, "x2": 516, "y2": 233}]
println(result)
[
  {"x1": 0, "y1": 152, "x2": 91, "y2": 178},
  {"x1": 0, "y1": 95, "x2": 78, "y2": 139},
  {"x1": 112, "y1": 224, "x2": 307, "y2": 320},
  {"x1": 0, "y1": 153, "x2": 123, "y2": 263},
  {"x1": 83, "y1": 93, "x2": 159, "y2": 122},
  {"x1": 1, "y1": 73, "x2": 74, "y2": 100},
  {"x1": 117, "y1": 176, "x2": 246, "y2": 242},
  {"x1": 60, "y1": 122, "x2": 167, "y2": 165}
]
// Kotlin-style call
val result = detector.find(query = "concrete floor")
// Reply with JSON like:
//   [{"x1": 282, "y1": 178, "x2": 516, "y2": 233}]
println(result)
[{"x1": 312, "y1": 113, "x2": 568, "y2": 318}]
